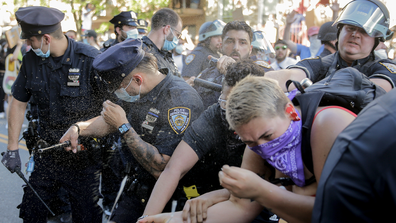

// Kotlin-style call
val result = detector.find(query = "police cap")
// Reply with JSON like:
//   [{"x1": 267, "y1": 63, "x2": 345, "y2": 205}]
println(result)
[
  {"x1": 93, "y1": 39, "x2": 145, "y2": 92},
  {"x1": 137, "y1": 19, "x2": 149, "y2": 34},
  {"x1": 110, "y1": 11, "x2": 138, "y2": 27},
  {"x1": 16, "y1": 6, "x2": 65, "y2": 39}
]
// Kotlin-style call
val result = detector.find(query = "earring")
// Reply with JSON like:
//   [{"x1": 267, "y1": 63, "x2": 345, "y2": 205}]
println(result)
[{"x1": 286, "y1": 104, "x2": 300, "y2": 121}]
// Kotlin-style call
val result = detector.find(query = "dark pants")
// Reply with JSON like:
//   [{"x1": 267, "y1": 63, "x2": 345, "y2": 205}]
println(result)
[
  {"x1": 19, "y1": 152, "x2": 102, "y2": 223},
  {"x1": 110, "y1": 192, "x2": 144, "y2": 223}
]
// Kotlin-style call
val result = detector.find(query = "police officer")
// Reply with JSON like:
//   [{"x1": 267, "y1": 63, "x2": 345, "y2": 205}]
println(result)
[
  {"x1": 182, "y1": 20, "x2": 225, "y2": 81},
  {"x1": 266, "y1": 0, "x2": 396, "y2": 93},
  {"x1": 193, "y1": 20, "x2": 273, "y2": 109},
  {"x1": 142, "y1": 8, "x2": 182, "y2": 77},
  {"x1": 317, "y1": 21, "x2": 338, "y2": 57},
  {"x1": 1, "y1": 6, "x2": 105, "y2": 222},
  {"x1": 137, "y1": 19, "x2": 149, "y2": 38},
  {"x1": 102, "y1": 11, "x2": 139, "y2": 51},
  {"x1": 60, "y1": 39, "x2": 204, "y2": 222},
  {"x1": 143, "y1": 60, "x2": 279, "y2": 223},
  {"x1": 250, "y1": 30, "x2": 276, "y2": 64}
]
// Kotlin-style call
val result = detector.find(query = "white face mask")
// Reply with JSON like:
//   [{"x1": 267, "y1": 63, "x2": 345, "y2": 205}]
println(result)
[{"x1": 114, "y1": 78, "x2": 141, "y2": 102}]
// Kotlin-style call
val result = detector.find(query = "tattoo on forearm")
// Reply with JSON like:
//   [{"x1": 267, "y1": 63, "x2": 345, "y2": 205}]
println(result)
[{"x1": 123, "y1": 128, "x2": 167, "y2": 176}]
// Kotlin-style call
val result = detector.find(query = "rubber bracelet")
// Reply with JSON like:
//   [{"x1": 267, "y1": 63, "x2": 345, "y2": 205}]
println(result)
[
  {"x1": 137, "y1": 215, "x2": 148, "y2": 221},
  {"x1": 71, "y1": 123, "x2": 80, "y2": 135}
]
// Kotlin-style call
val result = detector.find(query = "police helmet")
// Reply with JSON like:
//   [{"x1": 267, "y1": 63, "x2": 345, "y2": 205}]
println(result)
[
  {"x1": 318, "y1": 21, "x2": 338, "y2": 41},
  {"x1": 334, "y1": 0, "x2": 393, "y2": 41},
  {"x1": 251, "y1": 31, "x2": 275, "y2": 55},
  {"x1": 198, "y1": 20, "x2": 226, "y2": 42}
]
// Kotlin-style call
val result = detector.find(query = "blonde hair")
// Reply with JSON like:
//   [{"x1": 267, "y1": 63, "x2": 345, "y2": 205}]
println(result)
[{"x1": 226, "y1": 76, "x2": 290, "y2": 129}]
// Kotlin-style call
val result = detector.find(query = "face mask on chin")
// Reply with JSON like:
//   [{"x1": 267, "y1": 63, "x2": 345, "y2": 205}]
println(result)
[
  {"x1": 163, "y1": 29, "x2": 178, "y2": 51},
  {"x1": 114, "y1": 78, "x2": 141, "y2": 102},
  {"x1": 32, "y1": 38, "x2": 50, "y2": 58}
]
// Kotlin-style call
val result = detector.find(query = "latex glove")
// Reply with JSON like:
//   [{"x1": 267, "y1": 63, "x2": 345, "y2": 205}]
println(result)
[{"x1": 1, "y1": 149, "x2": 21, "y2": 173}]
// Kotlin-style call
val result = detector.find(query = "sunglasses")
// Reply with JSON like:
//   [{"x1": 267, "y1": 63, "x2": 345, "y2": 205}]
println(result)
[{"x1": 275, "y1": 45, "x2": 287, "y2": 50}]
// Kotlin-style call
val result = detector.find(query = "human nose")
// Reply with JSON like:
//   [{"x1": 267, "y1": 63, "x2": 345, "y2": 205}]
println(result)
[{"x1": 233, "y1": 42, "x2": 239, "y2": 51}]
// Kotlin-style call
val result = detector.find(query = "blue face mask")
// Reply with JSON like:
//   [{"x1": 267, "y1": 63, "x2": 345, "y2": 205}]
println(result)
[
  {"x1": 125, "y1": 29, "x2": 139, "y2": 40},
  {"x1": 114, "y1": 78, "x2": 141, "y2": 102},
  {"x1": 163, "y1": 29, "x2": 178, "y2": 51},
  {"x1": 83, "y1": 39, "x2": 89, "y2": 45},
  {"x1": 32, "y1": 38, "x2": 50, "y2": 58}
]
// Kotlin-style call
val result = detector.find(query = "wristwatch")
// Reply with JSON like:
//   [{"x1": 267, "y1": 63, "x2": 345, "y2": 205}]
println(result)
[{"x1": 118, "y1": 123, "x2": 132, "y2": 136}]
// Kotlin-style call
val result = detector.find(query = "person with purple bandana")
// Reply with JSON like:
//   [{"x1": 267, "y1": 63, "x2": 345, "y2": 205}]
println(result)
[{"x1": 138, "y1": 76, "x2": 356, "y2": 223}]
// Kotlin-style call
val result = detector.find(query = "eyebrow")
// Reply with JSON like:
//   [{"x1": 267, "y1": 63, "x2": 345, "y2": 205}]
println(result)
[
  {"x1": 225, "y1": 37, "x2": 248, "y2": 42},
  {"x1": 242, "y1": 131, "x2": 269, "y2": 145}
]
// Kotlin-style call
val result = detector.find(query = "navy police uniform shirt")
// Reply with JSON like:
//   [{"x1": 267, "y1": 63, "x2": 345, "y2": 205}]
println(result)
[
  {"x1": 119, "y1": 70, "x2": 204, "y2": 186},
  {"x1": 181, "y1": 103, "x2": 245, "y2": 192},
  {"x1": 12, "y1": 37, "x2": 104, "y2": 144},
  {"x1": 195, "y1": 60, "x2": 273, "y2": 109},
  {"x1": 142, "y1": 36, "x2": 181, "y2": 78},
  {"x1": 101, "y1": 38, "x2": 120, "y2": 52},
  {"x1": 312, "y1": 88, "x2": 396, "y2": 223},
  {"x1": 289, "y1": 52, "x2": 396, "y2": 87},
  {"x1": 182, "y1": 43, "x2": 221, "y2": 78}
]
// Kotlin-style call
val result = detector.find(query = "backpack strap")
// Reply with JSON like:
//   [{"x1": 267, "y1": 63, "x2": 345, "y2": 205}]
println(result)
[
  {"x1": 293, "y1": 91, "x2": 325, "y2": 175},
  {"x1": 286, "y1": 80, "x2": 305, "y2": 93}
]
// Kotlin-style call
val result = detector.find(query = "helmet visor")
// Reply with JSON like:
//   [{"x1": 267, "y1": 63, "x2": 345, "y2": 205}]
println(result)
[
  {"x1": 252, "y1": 32, "x2": 275, "y2": 54},
  {"x1": 334, "y1": 0, "x2": 390, "y2": 39}
]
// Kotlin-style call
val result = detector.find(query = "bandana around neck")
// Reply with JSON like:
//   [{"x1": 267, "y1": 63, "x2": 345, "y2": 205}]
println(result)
[{"x1": 248, "y1": 110, "x2": 306, "y2": 187}]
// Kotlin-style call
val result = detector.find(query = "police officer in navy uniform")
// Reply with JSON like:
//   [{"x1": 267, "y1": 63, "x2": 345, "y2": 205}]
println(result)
[
  {"x1": 193, "y1": 21, "x2": 273, "y2": 109},
  {"x1": 1, "y1": 6, "x2": 105, "y2": 222},
  {"x1": 141, "y1": 8, "x2": 182, "y2": 77},
  {"x1": 102, "y1": 10, "x2": 139, "y2": 51},
  {"x1": 182, "y1": 20, "x2": 225, "y2": 81},
  {"x1": 137, "y1": 19, "x2": 149, "y2": 38},
  {"x1": 266, "y1": 0, "x2": 396, "y2": 93},
  {"x1": 60, "y1": 39, "x2": 204, "y2": 222}
]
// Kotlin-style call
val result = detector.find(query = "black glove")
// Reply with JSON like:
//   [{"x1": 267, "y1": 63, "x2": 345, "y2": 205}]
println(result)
[{"x1": 1, "y1": 150, "x2": 21, "y2": 173}]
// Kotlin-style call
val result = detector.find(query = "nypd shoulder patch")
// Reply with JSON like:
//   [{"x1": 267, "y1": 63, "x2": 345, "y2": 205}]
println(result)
[
  {"x1": 254, "y1": 60, "x2": 271, "y2": 69},
  {"x1": 380, "y1": 62, "x2": 396, "y2": 74},
  {"x1": 185, "y1": 54, "x2": 195, "y2": 65},
  {"x1": 168, "y1": 107, "x2": 191, "y2": 134}
]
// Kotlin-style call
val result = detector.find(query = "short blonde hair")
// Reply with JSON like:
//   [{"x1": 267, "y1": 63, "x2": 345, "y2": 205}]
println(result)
[{"x1": 226, "y1": 76, "x2": 290, "y2": 129}]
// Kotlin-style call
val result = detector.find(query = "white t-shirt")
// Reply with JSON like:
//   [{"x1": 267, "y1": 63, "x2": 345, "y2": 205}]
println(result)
[{"x1": 271, "y1": 57, "x2": 298, "y2": 70}]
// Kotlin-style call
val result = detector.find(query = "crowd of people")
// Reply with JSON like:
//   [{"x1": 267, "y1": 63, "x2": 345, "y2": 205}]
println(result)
[{"x1": 0, "y1": 0, "x2": 396, "y2": 223}]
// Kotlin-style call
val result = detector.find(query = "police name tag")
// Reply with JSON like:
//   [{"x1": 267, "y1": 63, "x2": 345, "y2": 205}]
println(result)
[
  {"x1": 168, "y1": 107, "x2": 191, "y2": 134},
  {"x1": 142, "y1": 108, "x2": 160, "y2": 134},
  {"x1": 68, "y1": 68, "x2": 80, "y2": 86}
]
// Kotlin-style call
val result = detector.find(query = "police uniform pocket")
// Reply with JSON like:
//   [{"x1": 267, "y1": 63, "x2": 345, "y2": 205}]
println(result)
[
  {"x1": 59, "y1": 84, "x2": 92, "y2": 115},
  {"x1": 27, "y1": 82, "x2": 48, "y2": 102}
]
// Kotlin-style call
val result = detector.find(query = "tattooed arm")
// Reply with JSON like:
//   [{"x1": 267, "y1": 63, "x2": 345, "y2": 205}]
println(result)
[{"x1": 123, "y1": 127, "x2": 170, "y2": 179}]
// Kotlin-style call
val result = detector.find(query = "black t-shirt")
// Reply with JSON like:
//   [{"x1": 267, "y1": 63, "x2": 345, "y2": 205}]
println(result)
[
  {"x1": 180, "y1": 103, "x2": 246, "y2": 192},
  {"x1": 312, "y1": 88, "x2": 396, "y2": 222}
]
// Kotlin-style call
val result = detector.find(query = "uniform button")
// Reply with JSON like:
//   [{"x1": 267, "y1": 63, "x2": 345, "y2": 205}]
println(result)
[{"x1": 121, "y1": 73, "x2": 125, "y2": 77}]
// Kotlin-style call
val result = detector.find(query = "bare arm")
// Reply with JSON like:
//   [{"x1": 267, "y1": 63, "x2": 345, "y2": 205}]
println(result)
[
  {"x1": 283, "y1": 11, "x2": 298, "y2": 54},
  {"x1": 265, "y1": 69, "x2": 307, "y2": 92},
  {"x1": 144, "y1": 140, "x2": 200, "y2": 215},
  {"x1": 370, "y1": 78, "x2": 392, "y2": 92},
  {"x1": 7, "y1": 98, "x2": 27, "y2": 151}
]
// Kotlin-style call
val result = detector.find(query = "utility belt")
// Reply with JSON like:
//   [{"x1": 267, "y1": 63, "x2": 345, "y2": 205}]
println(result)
[{"x1": 124, "y1": 176, "x2": 152, "y2": 206}]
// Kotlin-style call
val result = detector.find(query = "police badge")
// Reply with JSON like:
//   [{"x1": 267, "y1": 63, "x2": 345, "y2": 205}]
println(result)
[
  {"x1": 168, "y1": 107, "x2": 191, "y2": 134},
  {"x1": 68, "y1": 68, "x2": 80, "y2": 86}
]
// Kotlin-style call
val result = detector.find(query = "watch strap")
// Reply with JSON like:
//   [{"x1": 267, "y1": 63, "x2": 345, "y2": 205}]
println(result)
[{"x1": 118, "y1": 123, "x2": 132, "y2": 136}]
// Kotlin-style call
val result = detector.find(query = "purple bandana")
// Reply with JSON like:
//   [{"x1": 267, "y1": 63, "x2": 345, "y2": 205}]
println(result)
[{"x1": 248, "y1": 111, "x2": 306, "y2": 187}]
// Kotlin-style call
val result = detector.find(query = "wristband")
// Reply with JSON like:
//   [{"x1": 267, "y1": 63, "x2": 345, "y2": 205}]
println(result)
[{"x1": 71, "y1": 123, "x2": 80, "y2": 135}]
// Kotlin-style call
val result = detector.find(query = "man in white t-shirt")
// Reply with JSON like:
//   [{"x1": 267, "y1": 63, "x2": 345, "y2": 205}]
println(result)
[
  {"x1": 270, "y1": 39, "x2": 297, "y2": 70},
  {"x1": 82, "y1": 3, "x2": 95, "y2": 32}
]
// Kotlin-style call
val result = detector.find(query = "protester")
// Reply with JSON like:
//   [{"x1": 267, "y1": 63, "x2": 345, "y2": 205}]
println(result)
[
  {"x1": 138, "y1": 76, "x2": 356, "y2": 223},
  {"x1": 270, "y1": 39, "x2": 297, "y2": 70},
  {"x1": 193, "y1": 20, "x2": 272, "y2": 108},
  {"x1": 82, "y1": 3, "x2": 95, "y2": 32},
  {"x1": 60, "y1": 38, "x2": 204, "y2": 222}
]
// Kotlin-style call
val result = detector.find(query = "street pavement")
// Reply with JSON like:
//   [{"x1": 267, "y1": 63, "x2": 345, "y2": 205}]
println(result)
[{"x1": 0, "y1": 115, "x2": 107, "y2": 222}]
